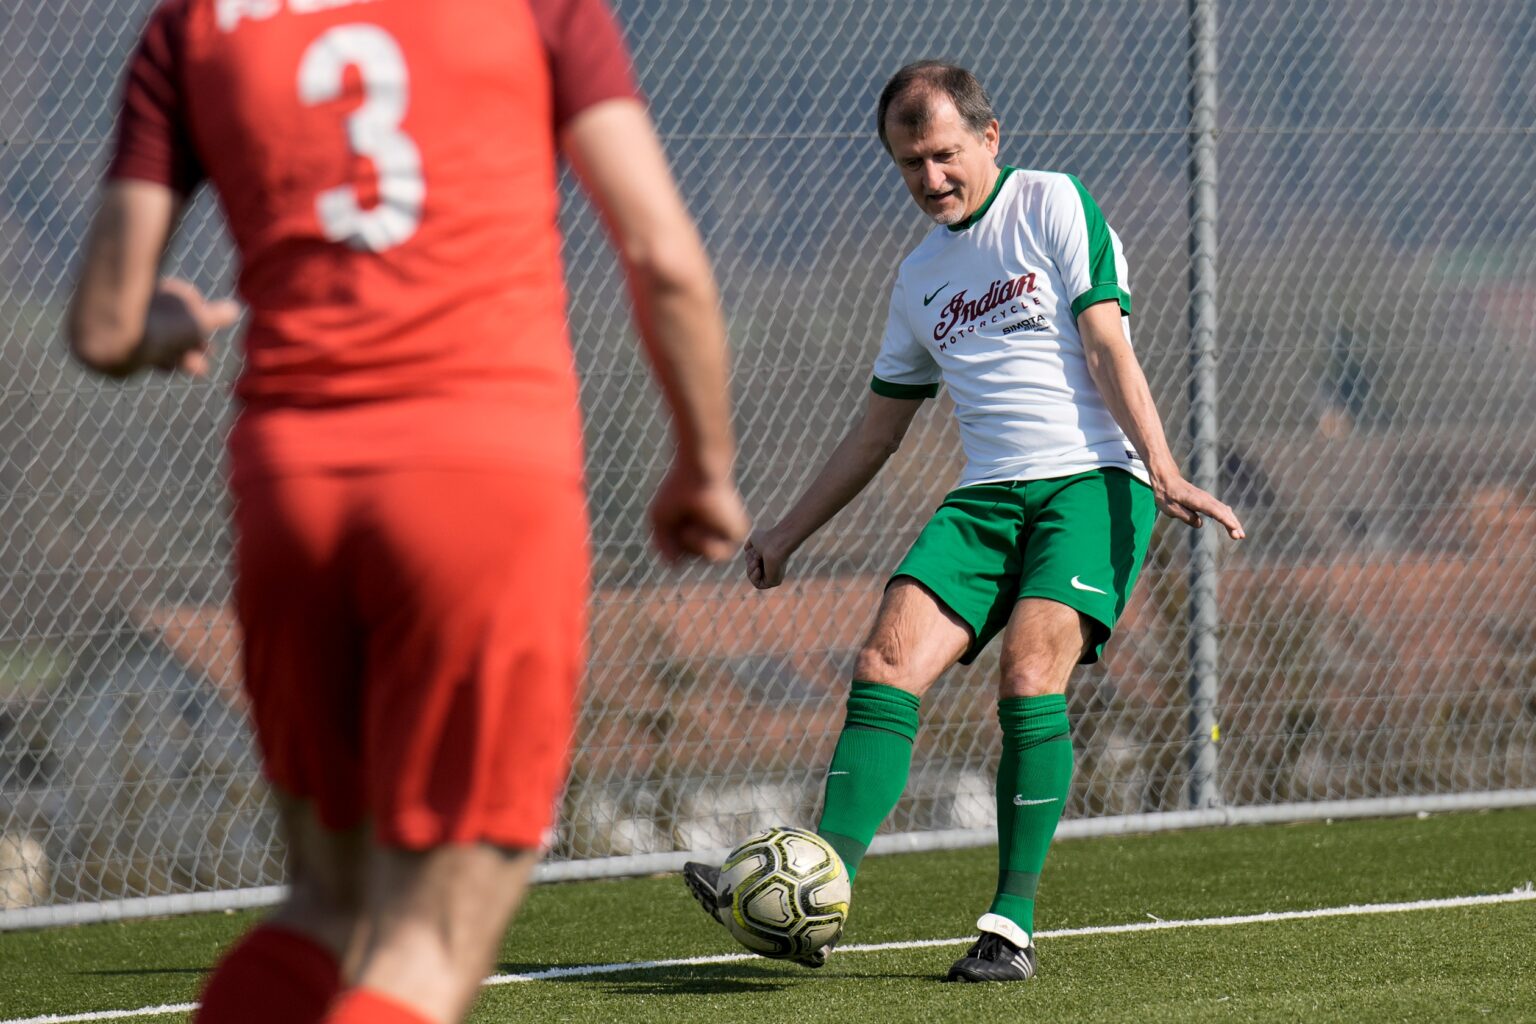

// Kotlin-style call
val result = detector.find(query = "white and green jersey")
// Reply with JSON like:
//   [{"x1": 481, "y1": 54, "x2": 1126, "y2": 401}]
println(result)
[{"x1": 871, "y1": 166, "x2": 1146, "y2": 488}]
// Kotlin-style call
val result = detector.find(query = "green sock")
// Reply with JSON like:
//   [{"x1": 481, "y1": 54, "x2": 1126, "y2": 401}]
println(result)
[
  {"x1": 815, "y1": 680, "x2": 921, "y2": 881},
  {"x1": 989, "y1": 694, "x2": 1073, "y2": 939}
]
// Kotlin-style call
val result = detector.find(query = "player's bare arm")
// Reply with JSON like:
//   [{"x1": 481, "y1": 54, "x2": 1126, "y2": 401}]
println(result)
[
  {"x1": 1076, "y1": 299, "x2": 1245, "y2": 539},
  {"x1": 562, "y1": 98, "x2": 748, "y2": 561},
  {"x1": 746, "y1": 392, "x2": 925, "y2": 589},
  {"x1": 66, "y1": 181, "x2": 239, "y2": 379}
]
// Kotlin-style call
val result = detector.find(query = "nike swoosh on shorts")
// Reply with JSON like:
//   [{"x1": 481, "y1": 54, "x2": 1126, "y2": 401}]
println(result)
[{"x1": 1070, "y1": 576, "x2": 1108, "y2": 595}]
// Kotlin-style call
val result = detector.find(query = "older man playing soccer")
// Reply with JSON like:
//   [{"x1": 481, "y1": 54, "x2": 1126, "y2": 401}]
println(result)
[{"x1": 685, "y1": 60, "x2": 1243, "y2": 982}]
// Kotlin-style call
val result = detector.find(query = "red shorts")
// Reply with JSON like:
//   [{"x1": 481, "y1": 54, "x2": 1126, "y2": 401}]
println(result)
[{"x1": 231, "y1": 466, "x2": 589, "y2": 849}]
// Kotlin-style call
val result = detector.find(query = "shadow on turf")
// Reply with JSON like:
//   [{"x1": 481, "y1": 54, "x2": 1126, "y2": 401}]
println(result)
[
  {"x1": 495, "y1": 961, "x2": 942, "y2": 992},
  {"x1": 496, "y1": 962, "x2": 801, "y2": 995},
  {"x1": 77, "y1": 967, "x2": 208, "y2": 977}
]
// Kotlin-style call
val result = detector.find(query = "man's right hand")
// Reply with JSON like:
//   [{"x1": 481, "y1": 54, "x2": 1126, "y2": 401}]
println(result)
[
  {"x1": 138, "y1": 278, "x2": 240, "y2": 377},
  {"x1": 739, "y1": 394, "x2": 924, "y2": 592},
  {"x1": 649, "y1": 460, "x2": 749, "y2": 563},
  {"x1": 744, "y1": 527, "x2": 793, "y2": 590}
]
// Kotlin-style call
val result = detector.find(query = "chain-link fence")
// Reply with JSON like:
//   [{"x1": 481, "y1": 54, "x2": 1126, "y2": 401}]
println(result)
[{"x1": 2, "y1": 0, "x2": 1534, "y2": 926}]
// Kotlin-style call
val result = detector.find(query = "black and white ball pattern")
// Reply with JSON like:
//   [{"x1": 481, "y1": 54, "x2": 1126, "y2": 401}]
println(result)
[{"x1": 719, "y1": 826, "x2": 851, "y2": 960}]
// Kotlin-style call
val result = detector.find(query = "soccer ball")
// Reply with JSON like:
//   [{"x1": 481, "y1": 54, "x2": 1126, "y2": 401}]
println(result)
[{"x1": 718, "y1": 826, "x2": 850, "y2": 960}]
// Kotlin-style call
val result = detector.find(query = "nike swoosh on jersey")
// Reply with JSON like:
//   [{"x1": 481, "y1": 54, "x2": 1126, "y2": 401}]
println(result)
[
  {"x1": 1012, "y1": 795, "x2": 1058, "y2": 806},
  {"x1": 923, "y1": 283, "x2": 950, "y2": 306},
  {"x1": 1070, "y1": 576, "x2": 1109, "y2": 595}
]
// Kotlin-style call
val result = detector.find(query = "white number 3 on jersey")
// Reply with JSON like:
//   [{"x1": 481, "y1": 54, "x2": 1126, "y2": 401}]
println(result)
[{"x1": 297, "y1": 24, "x2": 424, "y2": 252}]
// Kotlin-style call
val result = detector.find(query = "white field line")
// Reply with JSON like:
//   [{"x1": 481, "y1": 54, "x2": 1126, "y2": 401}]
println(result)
[
  {"x1": 0, "y1": 1006, "x2": 199, "y2": 1024},
  {"x1": 7, "y1": 886, "x2": 1533, "y2": 1024}
]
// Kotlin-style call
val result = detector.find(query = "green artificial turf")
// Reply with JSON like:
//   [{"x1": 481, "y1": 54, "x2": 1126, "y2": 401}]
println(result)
[{"x1": 1, "y1": 808, "x2": 1532, "y2": 1023}]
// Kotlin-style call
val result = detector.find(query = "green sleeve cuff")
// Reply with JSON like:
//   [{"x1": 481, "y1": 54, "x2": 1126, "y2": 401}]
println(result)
[
  {"x1": 1070, "y1": 285, "x2": 1132, "y2": 318},
  {"x1": 870, "y1": 376, "x2": 940, "y2": 399}
]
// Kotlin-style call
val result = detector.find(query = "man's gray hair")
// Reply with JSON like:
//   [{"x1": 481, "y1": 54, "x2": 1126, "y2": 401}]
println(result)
[{"x1": 876, "y1": 61, "x2": 996, "y2": 152}]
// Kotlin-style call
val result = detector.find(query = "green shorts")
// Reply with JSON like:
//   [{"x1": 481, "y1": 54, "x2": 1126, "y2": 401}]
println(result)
[{"x1": 891, "y1": 468, "x2": 1156, "y2": 665}]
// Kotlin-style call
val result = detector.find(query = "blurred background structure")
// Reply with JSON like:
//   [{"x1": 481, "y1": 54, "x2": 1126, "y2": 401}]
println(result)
[{"x1": 1, "y1": 0, "x2": 1534, "y2": 926}]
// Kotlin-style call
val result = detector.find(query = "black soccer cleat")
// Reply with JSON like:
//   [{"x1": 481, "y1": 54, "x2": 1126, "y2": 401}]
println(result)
[
  {"x1": 792, "y1": 936, "x2": 837, "y2": 969},
  {"x1": 944, "y1": 930, "x2": 1038, "y2": 982},
  {"x1": 682, "y1": 860, "x2": 732, "y2": 927},
  {"x1": 681, "y1": 860, "x2": 838, "y2": 968}
]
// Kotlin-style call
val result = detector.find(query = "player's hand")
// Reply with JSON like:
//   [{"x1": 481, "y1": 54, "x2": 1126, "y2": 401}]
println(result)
[
  {"x1": 137, "y1": 277, "x2": 241, "y2": 377},
  {"x1": 743, "y1": 527, "x2": 792, "y2": 590},
  {"x1": 1152, "y1": 473, "x2": 1246, "y2": 540},
  {"x1": 648, "y1": 460, "x2": 750, "y2": 563}
]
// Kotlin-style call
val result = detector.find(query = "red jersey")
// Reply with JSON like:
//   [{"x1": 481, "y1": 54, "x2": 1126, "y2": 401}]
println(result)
[{"x1": 108, "y1": 0, "x2": 638, "y2": 479}]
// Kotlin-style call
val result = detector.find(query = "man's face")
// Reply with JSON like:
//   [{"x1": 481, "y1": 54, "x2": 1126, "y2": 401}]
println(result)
[{"x1": 885, "y1": 95, "x2": 1000, "y2": 226}]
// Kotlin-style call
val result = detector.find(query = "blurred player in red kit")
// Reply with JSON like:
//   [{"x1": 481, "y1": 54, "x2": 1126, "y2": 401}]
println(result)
[{"x1": 66, "y1": 1, "x2": 748, "y2": 1021}]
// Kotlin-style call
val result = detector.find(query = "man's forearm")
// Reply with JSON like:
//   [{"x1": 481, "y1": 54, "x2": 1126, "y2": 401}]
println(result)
[
  {"x1": 1079, "y1": 303, "x2": 1246, "y2": 537},
  {"x1": 67, "y1": 181, "x2": 179, "y2": 376},
  {"x1": 561, "y1": 100, "x2": 736, "y2": 479},
  {"x1": 627, "y1": 262, "x2": 736, "y2": 479},
  {"x1": 1079, "y1": 306, "x2": 1181, "y2": 481},
  {"x1": 768, "y1": 425, "x2": 901, "y2": 553}
]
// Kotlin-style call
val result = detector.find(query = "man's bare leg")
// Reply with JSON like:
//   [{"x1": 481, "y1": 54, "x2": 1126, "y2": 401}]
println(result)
[
  {"x1": 328, "y1": 843, "x2": 540, "y2": 1024},
  {"x1": 269, "y1": 794, "x2": 368, "y2": 961},
  {"x1": 996, "y1": 598, "x2": 1091, "y2": 700},
  {"x1": 193, "y1": 794, "x2": 364, "y2": 1023},
  {"x1": 853, "y1": 577, "x2": 973, "y2": 698}
]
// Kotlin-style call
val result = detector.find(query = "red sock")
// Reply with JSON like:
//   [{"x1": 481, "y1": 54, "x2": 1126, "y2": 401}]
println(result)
[
  {"x1": 322, "y1": 989, "x2": 434, "y2": 1024},
  {"x1": 194, "y1": 924, "x2": 341, "y2": 1024}
]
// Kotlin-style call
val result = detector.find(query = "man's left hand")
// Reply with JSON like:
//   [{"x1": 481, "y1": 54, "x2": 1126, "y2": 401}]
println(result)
[{"x1": 1152, "y1": 474, "x2": 1245, "y2": 540}]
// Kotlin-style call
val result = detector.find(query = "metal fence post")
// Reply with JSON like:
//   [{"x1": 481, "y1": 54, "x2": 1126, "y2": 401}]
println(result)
[{"x1": 1186, "y1": 0, "x2": 1223, "y2": 809}]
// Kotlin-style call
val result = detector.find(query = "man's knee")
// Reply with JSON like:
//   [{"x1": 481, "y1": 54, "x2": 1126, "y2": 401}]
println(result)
[
  {"x1": 998, "y1": 658, "x2": 1072, "y2": 699},
  {"x1": 853, "y1": 640, "x2": 898, "y2": 687},
  {"x1": 853, "y1": 637, "x2": 930, "y2": 695},
  {"x1": 852, "y1": 583, "x2": 970, "y2": 694},
  {"x1": 999, "y1": 601, "x2": 1092, "y2": 699}
]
